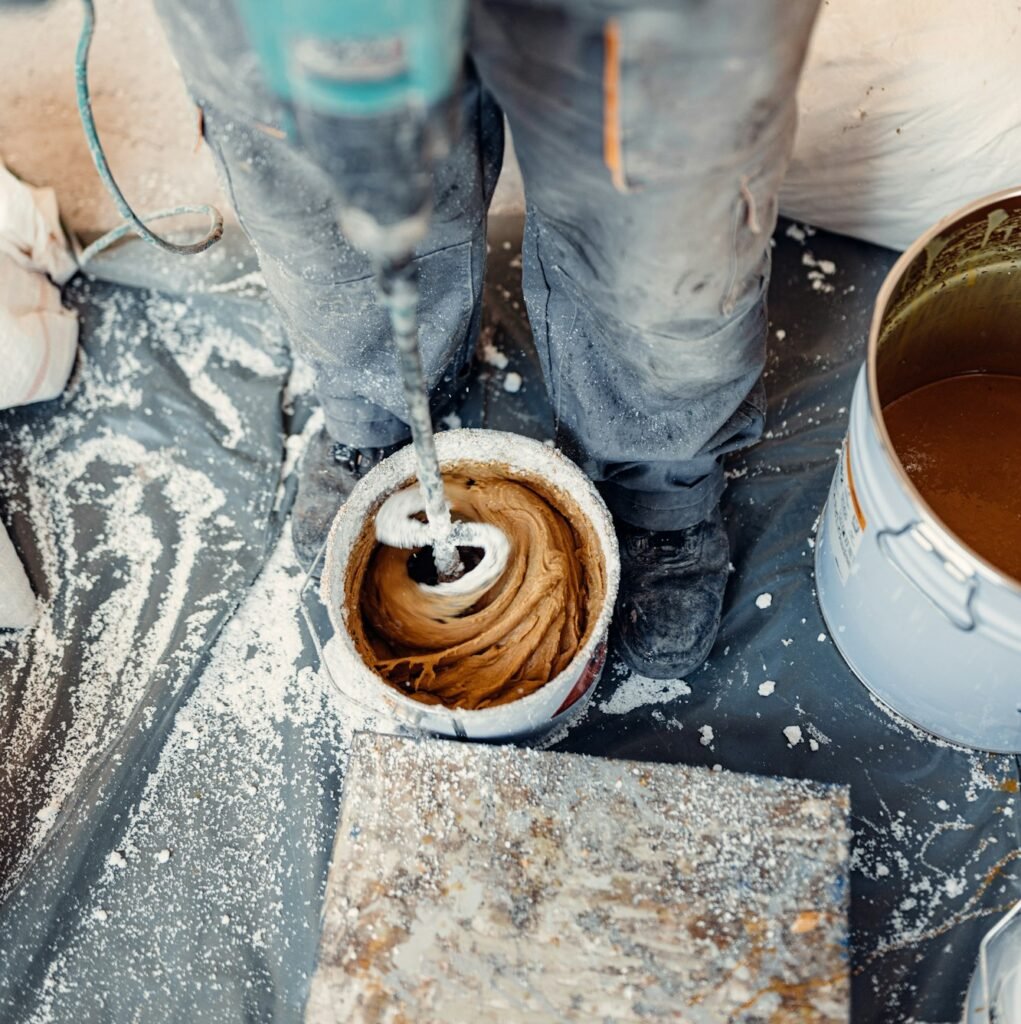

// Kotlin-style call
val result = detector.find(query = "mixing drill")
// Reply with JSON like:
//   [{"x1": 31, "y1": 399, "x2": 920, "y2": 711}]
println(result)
[
  {"x1": 71, "y1": 0, "x2": 506, "y2": 597},
  {"x1": 233, "y1": 0, "x2": 508, "y2": 595}
]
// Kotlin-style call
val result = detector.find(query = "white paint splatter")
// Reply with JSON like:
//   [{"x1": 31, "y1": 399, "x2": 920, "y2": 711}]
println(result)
[
  {"x1": 599, "y1": 675, "x2": 692, "y2": 716},
  {"x1": 801, "y1": 251, "x2": 837, "y2": 293},
  {"x1": 755, "y1": 593, "x2": 773, "y2": 610},
  {"x1": 783, "y1": 725, "x2": 803, "y2": 747},
  {"x1": 479, "y1": 337, "x2": 509, "y2": 369}
]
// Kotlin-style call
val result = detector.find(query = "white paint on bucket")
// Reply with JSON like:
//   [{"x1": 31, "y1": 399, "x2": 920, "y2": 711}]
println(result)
[
  {"x1": 816, "y1": 188, "x2": 1021, "y2": 753},
  {"x1": 320, "y1": 429, "x2": 620, "y2": 744}
]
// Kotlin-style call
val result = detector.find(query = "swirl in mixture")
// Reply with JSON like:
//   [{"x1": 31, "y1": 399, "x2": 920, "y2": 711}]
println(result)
[{"x1": 346, "y1": 466, "x2": 604, "y2": 710}]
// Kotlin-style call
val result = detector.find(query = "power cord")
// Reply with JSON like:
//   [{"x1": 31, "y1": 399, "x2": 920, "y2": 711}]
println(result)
[{"x1": 74, "y1": 0, "x2": 224, "y2": 262}]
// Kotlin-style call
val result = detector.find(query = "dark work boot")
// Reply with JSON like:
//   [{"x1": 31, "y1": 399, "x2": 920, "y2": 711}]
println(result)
[
  {"x1": 291, "y1": 429, "x2": 398, "y2": 571},
  {"x1": 613, "y1": 508, "x2": 730, "y2": 679}
]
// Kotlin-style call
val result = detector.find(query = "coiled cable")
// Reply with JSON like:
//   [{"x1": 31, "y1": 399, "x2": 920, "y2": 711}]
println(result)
[{"x1": 74, "y1": 0, "x2": 224, "y2": 262}]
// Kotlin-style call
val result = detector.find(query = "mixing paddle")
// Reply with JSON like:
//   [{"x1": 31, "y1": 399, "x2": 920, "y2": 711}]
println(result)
[{"x1": 375, "y1": 258, "x2": 510, "y2": 612}]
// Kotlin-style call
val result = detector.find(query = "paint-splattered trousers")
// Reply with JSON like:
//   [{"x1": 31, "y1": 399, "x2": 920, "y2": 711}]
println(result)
[{"x1": 157, "y1": 0, "x2": 819, "y2": 530}]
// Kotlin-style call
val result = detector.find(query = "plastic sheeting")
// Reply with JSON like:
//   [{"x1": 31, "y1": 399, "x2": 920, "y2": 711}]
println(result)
[
  {"x1": 0, "y1": 216, "x2": 1018, "y2": 1023},
  {"x1": 0, "y1": 268, "x2": 295, "y2": 1005}
]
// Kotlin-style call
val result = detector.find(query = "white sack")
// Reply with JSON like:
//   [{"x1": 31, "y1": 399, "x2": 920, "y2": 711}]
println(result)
[
  {"x1": 0, "y1": 159, "x2": 78, "y2": 629},
  {"x1": 781, "y1": 0, "x2": 1021, "y2": 251},
  {"x1": 0, "y1": 159, "x2": 79, "y2": 409},
  {"x1": 0, "y1": 524, "x2": 36, "y2": 631}
]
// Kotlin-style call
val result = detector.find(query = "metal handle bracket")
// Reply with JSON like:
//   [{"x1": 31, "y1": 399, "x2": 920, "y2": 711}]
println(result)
[{"x1": 876, "y1": 522, "x2": 978, "y2": 632}]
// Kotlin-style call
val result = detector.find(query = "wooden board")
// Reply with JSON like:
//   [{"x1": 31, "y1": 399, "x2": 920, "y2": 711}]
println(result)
[{"x1": 307, "y1": 733, "x2": 850, "y2": 1023}]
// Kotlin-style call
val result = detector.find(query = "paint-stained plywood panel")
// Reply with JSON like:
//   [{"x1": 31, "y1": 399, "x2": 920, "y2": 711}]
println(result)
[{"x1": 307, "y1": 733, "x2": 850, "y2": 1023}]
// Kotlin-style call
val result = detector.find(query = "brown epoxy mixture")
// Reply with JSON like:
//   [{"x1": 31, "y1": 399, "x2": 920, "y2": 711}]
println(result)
[
  {"x1": 345, "y1": 464, "x2": 605, "y2": 710},
  {"x1": 883, "y1": 373, "x2": 1021, "y2": 583}
]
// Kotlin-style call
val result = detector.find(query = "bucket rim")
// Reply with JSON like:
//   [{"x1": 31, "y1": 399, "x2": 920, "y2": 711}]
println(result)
[{"x1": 866, "y1": 185, "x2": 1021, "y2": 595}]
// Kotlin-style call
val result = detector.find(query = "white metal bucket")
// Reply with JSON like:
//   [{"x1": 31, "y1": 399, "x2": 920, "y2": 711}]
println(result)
[
  {"x1": 320, "y1": 429, "x2": 620, "y2": 744},
  {"x1": 816, "y1": 188, "x2": 1021, "y2": 753},
  {"x1": 964, "y1": 900, "x2": 1021, "y2": 1024}
]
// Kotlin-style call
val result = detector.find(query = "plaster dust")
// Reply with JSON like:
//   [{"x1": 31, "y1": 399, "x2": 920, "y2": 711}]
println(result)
[
  {"x1": 598, "y1": 672, "x2": 691, "y2": 716},
  {"x1": 14, "y1": 508, "x2": 1011, "y2": 1024},
  {"x1": 19, "y1": 530, "x2": 354, "y2": 1024},
  {"x1": 0, "y1": 284, "x2": 288, "y2": 902},
  {"x1": 478, "y1": 335, "x2": 509, "y2": 370},
  {"x1": 309, "y1": 734, "x2": 851, "y2": 1024}
]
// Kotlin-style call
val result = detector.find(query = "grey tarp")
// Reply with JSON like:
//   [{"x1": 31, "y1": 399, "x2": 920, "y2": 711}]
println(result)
[{"x1": 0, "y1": 216, "x2": 1018, "y2": 1023}]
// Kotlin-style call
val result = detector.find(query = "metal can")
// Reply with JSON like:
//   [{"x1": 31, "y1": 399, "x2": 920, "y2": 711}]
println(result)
[
  {"x1": 816, "y1": 188, "x2": 1021, "y2": 753},
  {"x1": 964, "y1": 899, "x2": 1021, "y2": 1023}
]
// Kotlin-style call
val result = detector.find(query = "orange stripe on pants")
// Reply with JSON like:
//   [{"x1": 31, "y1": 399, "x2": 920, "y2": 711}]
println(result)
[{"x1": 603, "y1": 19, "x2": 626, "y2": 193}]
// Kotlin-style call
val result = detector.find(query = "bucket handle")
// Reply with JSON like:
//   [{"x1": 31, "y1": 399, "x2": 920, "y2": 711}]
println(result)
[{"x1": 876, "y1": 523, "x2": 977, "y2": 632}]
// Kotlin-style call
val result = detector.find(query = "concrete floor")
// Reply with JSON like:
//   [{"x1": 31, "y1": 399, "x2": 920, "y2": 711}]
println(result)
[
  {"x1": 0, "y1": 0, "x2": 228, "y2": 240},
  {"x1": 0, "y1": 0, "x2": 525, "y2": 246}
]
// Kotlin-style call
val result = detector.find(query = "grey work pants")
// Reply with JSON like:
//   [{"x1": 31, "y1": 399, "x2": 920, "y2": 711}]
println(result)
[{"x1": 157, "y1": 0, "x2": 820, "y2": 530}]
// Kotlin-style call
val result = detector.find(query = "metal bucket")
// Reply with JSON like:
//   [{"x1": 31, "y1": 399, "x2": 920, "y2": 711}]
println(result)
[
  {"x1": 320, "y1": 429, "x2": 620, "y2": 744},
  {"x1": 816, "y1": 188, "x2": 1021, "y2": 753},
  {"x1": 964, "y1": 900, "x2": 1021, "y2": 1023}
]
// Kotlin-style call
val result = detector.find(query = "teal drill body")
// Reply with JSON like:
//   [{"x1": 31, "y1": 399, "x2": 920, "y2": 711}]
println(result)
[
  {"x1": 234, "y1": 0, "x2": 468, "y2": 255},
  {"x1": 234, "y1": 0, "x2": 467, "y2": 116}
]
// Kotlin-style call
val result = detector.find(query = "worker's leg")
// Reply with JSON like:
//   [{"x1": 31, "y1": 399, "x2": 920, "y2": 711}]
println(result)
[
  {"x1": 155, "y1": 1, "x2": 503, "y2": 565},
  {"x1": 472, "y1": 0, "x2": 819, "y2": 674}
]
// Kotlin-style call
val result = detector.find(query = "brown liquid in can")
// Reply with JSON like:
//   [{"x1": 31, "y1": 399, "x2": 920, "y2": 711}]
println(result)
[{"x1": 883, "y1": 373, "x2": 1021, "y2": 584}]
